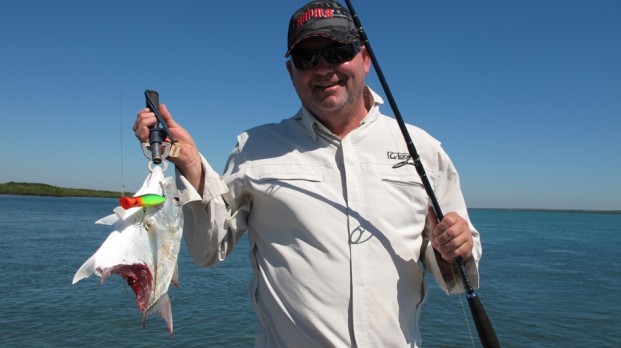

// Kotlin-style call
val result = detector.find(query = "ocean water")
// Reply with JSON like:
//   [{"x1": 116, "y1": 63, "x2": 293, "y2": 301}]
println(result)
[{"x1": 0, "y1": 195, "x2": 619, "y2": 347}]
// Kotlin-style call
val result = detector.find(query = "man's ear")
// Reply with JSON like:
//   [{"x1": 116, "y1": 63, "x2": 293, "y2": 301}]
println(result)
[
  {"x1": 286, "y1": 59, "x2": 294, "y2": 77},
  {"x1": 361, "y1": 46, "x2": 371, "y2": 74}
]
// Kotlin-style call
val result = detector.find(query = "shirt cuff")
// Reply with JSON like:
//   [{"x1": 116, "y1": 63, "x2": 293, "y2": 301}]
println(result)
[{"x1": 174, "y1": 153, "x2": 229, "y2": 205}]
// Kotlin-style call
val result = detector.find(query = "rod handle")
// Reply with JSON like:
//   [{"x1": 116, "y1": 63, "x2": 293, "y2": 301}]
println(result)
[
  {"x1": 468, "y1": 293, "x2": 500, "y2": 348},
  {"x1": 145, "y1": 89, "x2": 163, "y2": 164},
  {"x1": 145, "y1": 89, "x2": 160, "y2": 110}
]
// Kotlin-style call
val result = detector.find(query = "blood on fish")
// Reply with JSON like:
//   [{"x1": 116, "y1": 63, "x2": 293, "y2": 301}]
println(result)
[
  {"x1": 111, "y1": 264, "x2": 153, "y2": 313},
  {"x1": 119, "y1": 194, "x2": 166, "y2": 210}
]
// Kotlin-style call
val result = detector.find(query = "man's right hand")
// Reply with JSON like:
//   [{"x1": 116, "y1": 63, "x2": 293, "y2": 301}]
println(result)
[{"x1": 133, "y1": 104, "x2": 205, "y2": 193}]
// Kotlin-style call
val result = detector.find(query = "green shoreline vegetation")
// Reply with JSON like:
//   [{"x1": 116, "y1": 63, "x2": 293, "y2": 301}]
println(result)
[
  {"x1": 1, "y1": 182, "x2": 619, "y2": 214},
  {"x1": 0, "y1": 182, "x2": 131, "y2": 199}
]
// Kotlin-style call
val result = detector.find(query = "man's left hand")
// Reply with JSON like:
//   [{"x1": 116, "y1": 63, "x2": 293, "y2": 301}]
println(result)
[{"x1": 428, "y1": 207, "x2": 473, "y2": 263}]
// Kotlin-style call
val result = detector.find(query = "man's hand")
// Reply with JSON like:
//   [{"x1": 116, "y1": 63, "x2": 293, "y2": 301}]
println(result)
[
  {"x1": 428, "y1": 207, "x2": 473, "y2": 263},
  {"x1": 133, "y1": 104, "x2": 204, "y2": 193}
]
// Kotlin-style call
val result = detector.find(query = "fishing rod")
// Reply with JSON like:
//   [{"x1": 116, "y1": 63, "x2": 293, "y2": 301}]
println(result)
[{"x1": 342, "y1": 1, "x2": 500, "y2": 347}]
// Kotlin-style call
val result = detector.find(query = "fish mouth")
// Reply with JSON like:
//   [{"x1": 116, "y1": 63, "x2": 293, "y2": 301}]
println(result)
[{"x1": 109, "y1": 263, "x2": 153, "y2": 313}]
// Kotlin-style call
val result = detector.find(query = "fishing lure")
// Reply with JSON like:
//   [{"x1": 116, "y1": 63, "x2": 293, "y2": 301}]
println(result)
[{"x1": 119, "y1": 194, "x2": 166, "y2": 210}]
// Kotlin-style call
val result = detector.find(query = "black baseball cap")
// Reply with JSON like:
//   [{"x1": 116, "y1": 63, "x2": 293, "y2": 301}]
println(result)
[{"x1": 286, "y1": 0, "x2": 359, "y2": 57}]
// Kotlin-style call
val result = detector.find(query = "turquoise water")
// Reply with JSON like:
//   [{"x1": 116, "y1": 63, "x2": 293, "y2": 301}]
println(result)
[{"x1": 1, "y1": 195, "x2": 619, "y2": 347}]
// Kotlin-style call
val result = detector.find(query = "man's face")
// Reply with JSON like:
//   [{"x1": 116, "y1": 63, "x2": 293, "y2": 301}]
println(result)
[{"x1": 287, "y1": 37, "x2": 370, "y2": 120}]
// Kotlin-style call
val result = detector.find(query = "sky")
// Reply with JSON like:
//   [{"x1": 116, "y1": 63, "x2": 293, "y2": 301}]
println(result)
[{"x1": 1, "y1": 0, "x2": 620, "y2": 210}]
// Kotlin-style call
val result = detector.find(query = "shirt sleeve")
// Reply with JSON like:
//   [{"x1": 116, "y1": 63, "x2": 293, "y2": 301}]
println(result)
[
  {"x1": 174, "y1": 153, "x2": 248, "y2": 268},
  {"x1": 421, "y1": 147, "x2": 482, "y2": 294}
]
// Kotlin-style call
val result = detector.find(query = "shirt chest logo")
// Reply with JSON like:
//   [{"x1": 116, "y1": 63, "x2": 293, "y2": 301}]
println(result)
[
  {"x1": 387, "y1": 152, "x2": 410, "y2": 161},
  {"x1": 387, "y1": 151, "x2": 414, "y2": 168}
]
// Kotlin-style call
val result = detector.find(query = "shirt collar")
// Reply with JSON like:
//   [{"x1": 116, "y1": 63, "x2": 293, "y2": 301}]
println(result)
[{"x1": 296, "y1": 86, "x2": 385, "y2": 141}]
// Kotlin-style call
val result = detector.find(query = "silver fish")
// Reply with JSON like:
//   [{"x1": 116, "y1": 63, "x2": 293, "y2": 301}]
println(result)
[{"x1": 72, "y1": 165, "x2": 183, "y2": 335}]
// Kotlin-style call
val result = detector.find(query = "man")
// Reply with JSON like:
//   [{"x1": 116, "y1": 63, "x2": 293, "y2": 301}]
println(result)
[{"x1": 134, "y1": 1, "x2": 481, "y2": 346}]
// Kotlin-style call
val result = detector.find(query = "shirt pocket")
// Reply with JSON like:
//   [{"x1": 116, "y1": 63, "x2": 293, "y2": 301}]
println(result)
[
  {"x1": 257, "y1": 171, "x2": 323, "y2": 183},
  {"x1": 250, "y1": 164, "x2": 325, "y2": 186},
  {"x1": 380, "y1": 172, "x2": 425, "y2": 189},
  {"x1": 375, "y1": 171, "x2": 430, "y2": 217},
  {"x1": 246, "y1": 164, "x2": 327, "y2": 215}
]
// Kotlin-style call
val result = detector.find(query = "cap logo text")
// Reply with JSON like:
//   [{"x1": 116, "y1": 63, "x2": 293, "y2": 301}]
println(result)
[{"x1": 296, "y1": 8, "x2": 334, "y2": 28}]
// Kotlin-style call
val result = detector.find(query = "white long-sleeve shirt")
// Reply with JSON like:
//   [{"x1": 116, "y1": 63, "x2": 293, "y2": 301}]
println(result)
[{"x1": 176, "y1": 87, "x2": 481, "y2": 347}]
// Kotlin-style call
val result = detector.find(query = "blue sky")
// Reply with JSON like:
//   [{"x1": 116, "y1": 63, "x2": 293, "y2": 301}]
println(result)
[{"x1": 1, "y1": 0, "x2": 619, "y2": 210}]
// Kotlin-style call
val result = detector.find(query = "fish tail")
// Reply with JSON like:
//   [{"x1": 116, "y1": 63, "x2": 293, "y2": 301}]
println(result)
[{"x1": 144, "y1": 292, "x2": 174, "y2": 336}]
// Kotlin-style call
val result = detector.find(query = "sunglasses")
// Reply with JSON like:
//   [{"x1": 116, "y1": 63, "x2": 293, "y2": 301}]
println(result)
[{"x1": 289, "y1": 41, "x2": 362, "y2": 70}]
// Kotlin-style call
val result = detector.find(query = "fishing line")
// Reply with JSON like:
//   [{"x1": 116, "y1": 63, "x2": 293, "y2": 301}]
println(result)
[
  {"x1": 117, "y1": 0, "x2": 126, "y2": 197},
  {"x1": 450, "y1": 262, "x2": 476, "y2": 348}
]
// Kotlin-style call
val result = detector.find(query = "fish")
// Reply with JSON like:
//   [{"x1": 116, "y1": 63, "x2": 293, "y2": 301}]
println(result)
[{"x1": 72, "y1": 165, "x2": 184, "y2": 336}]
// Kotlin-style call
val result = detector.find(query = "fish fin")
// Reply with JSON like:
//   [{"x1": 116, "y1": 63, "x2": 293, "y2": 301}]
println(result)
[
  {"x1": 172, "y1": 263, "x2": 179, "y2": 288},
  {"x1": 143, "y1": 292, "x2": 173, "y2": 336},
  {"x1": 113, "y1": 206, "x2": 127, "y2": 219},
  {"x1": 72, "y1": 255, "x2": 97, "y2": 284},
  {"x1": 96, "y1": 206, "x2": 143, "y2": 225},
  {"x1": 95, "y1": 213, "x2": 118, "y2": 225}
]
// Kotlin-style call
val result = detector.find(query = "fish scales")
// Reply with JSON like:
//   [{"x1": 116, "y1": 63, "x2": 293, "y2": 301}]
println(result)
[{"x1": 72, "y1": 165, "x2": 184, "y2": 335}]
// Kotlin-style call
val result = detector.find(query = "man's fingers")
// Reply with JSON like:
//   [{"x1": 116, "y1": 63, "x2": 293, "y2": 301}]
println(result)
[
  {"x1": 133, "y1": 109, "x2": 158, "y2": 143},
  {"x1": 431, "y1": 212, "x2": 473, "y2": 262}
]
